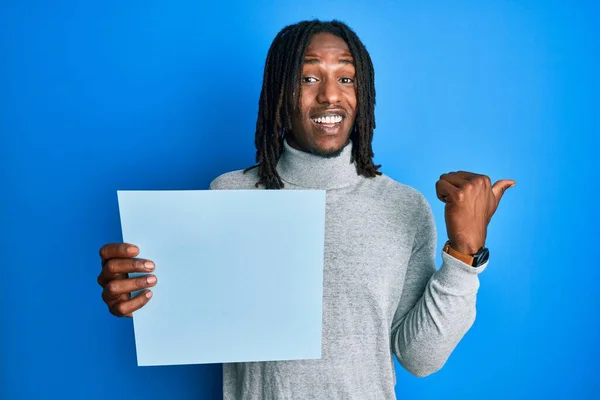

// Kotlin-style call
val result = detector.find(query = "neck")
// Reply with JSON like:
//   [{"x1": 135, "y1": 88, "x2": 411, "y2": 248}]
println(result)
[{"x1": 276, "y1": 139, "x2": 361, "y2": 189}]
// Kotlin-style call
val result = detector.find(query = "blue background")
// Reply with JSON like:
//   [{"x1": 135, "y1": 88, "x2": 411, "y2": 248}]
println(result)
[{"x1": 1, "y1": 1, "x2": 598, "y2": 399}]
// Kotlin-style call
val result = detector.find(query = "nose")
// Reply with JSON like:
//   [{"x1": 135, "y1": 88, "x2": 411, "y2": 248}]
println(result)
[{"x1": 317, "y1": 77, "x2": 341, "y2": 105}]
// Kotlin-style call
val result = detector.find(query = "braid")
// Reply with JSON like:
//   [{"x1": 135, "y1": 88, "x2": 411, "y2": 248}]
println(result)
[{"x1": 244, "y1": 19, "x2": 381, "y2": 189}]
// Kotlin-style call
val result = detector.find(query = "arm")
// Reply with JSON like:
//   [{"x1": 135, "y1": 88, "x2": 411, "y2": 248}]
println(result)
[
  {"x1": 390, "y1": 196, "x2": 486, "y2": 377},
  {"x1": 392, "y1": 171, "x2": 514, "y2": 376}
]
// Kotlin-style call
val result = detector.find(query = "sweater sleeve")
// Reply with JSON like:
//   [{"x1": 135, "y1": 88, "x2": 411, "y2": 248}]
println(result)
[{"x1": 390, "y1": 194, "x2": 487, "y2": 377}]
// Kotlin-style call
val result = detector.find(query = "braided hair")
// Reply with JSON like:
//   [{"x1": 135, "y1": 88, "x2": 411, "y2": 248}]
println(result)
[{"x1": 244, "y1": 19, "x2": 381, "y2": 189}]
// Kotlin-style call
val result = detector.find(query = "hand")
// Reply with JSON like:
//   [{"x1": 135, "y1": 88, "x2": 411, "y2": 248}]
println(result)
[
  {"x1": 435, "y1": 171, "x2": 515, "y2": 254},
  {"x1": 97, "y1": 243, "x2": 157, "y2": 317}
]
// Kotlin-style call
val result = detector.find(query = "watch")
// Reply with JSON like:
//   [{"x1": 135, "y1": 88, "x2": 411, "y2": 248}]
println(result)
[{"x1": 443, "y1": 241, "x2": 489, "y2": 268}]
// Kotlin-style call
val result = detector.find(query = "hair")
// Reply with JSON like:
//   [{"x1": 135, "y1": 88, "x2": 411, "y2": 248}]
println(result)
[{"x1": 244, "y1": 19, "x2": 381, "y2": 189}]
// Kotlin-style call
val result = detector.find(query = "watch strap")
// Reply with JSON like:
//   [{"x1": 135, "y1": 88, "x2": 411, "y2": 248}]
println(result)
[{"x1": 443, "y1": 241, "x2": 475, "y2": 266}]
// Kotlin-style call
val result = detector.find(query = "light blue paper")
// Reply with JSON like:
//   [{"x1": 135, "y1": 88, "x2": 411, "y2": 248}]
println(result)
[{"x1": 117, "y1": 189, "x2": 326, "y2": 367}]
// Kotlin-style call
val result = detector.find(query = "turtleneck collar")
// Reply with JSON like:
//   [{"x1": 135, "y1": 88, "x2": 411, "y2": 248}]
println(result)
[{"x1": 276, "y1": 139, "x2": 361, "y2": 189}]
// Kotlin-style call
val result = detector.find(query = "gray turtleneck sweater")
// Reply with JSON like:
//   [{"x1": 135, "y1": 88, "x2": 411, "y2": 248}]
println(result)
[{"x1": 209, "y1": 141, "x2": 487, "y2": 400}]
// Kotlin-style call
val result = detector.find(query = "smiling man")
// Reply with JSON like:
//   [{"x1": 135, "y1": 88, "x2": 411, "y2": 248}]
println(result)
[
  {"x1": 287, "y1": 32, "x2": 357, "y2": 158},
  {"x1": 97, "y1": 20, "x2": 514, "y2": 399}
]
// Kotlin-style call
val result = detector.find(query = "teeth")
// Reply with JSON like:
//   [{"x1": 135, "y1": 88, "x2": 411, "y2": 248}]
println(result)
[{"x1": 312, "y1": 115, "x2": 343, "y2": 124}]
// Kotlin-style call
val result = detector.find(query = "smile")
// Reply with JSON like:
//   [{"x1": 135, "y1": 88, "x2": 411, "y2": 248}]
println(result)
[{"x1": 311, "y1": 114, "x2": 343, "y2": 124}]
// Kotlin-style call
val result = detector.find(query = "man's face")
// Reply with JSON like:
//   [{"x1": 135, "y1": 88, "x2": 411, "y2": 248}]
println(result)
[{"x1": 288, "y1": 33, "x2": 357, "y2": 157}]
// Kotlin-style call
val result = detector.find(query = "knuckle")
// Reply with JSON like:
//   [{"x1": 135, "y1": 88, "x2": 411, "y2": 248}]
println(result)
[
  {"x1": 133, "y1": 259, "x2": 145, "y2": 270},
  {"x1": 99, "y1": 246, "x2": 108, "y2": 260},
  {"x1": 105, "y1": 281, "x2": 119, "y2": 296},
  {"x1": 114, "y1": 302, "x2": 128, "y2": 317},
  {"x1": 456, "y1": 190, "x2": 465, "y2": 202},
  {"x1": 101, "y1": 289, "x2": 113, "y2": 304},
  {"x1": 135, "y1": 277, "x2": 148, "y2": 289},
  {"x1": 104, "y1": 259, "x2": 116, "y2": 274}
]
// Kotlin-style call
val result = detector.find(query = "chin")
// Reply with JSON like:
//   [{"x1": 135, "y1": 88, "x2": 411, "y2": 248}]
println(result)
[{"x1": 310, "y1": 139, "x2": 349, "y2": 158}]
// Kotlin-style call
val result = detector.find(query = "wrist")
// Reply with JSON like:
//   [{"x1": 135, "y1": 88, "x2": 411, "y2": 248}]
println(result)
[
  {"x1": 443, "y1": 240, "x2": 490, "y2": 268},
  {"x1": 449, "y1": 240, "x2": 482, "y2": 255}
]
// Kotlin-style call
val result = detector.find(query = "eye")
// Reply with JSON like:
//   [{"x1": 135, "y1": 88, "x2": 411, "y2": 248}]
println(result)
[
  {"x1": 340, "y1": 77, "x2": 354, "y2": 84},
  {"x1": 301, "y1": 76, "x2": 318, "y2": 84}
]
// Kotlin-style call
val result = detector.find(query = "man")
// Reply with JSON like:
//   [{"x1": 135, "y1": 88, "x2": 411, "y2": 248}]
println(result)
[{"x1": 97, "y1": 20, "x2": 514, "y2": 399}]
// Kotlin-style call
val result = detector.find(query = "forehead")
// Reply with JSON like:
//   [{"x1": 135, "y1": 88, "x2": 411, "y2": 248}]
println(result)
[{"x1": 304, "y1": 32, "x2": 352, "y2": 57}]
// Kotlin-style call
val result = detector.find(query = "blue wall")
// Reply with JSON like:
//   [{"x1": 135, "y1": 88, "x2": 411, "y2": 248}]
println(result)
[{"x1": 1, "y1": 1, "x2": 598, "y2": 399}]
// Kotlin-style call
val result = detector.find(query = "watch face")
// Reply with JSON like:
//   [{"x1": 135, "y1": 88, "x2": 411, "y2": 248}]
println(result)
[{"x1": 473, "y1": 248, "x2": 490, "y2": 267}]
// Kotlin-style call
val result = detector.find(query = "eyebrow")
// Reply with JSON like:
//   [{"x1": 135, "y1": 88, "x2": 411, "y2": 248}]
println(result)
[{"x1": 303, "y1": 57, "x2": 355, "y2": 66}]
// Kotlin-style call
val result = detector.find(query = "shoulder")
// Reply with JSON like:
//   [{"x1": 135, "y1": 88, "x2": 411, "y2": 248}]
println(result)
[
  {"x1": 361, "y1": 173, "x2": 434, "y2": 227},
  {"x1": 367, "y1": 173, "x2": 430, "y2": 211},
  {"x1": 209, "y1": 167, "x2": 261, "y2": 190},
  {"x1": 368, "y1": 173, "x2": 436, "y2": 232}
]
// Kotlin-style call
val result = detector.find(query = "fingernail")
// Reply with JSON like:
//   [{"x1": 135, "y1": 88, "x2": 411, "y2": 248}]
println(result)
[
  {"x1": 144, "y1": 261, "x2": 155, "y2": 270},
  {"x1": 146, "y1": 275, "x2": 157, "y2": 284},
  {"x1": 127, "y1": 246, "x2": 138, "y2": 255},
  {"x1": 145, "y1": 291, "x2": 153, "y2": 299}
]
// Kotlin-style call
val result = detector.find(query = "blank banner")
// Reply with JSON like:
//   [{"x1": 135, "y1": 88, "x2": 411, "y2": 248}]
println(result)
[{"x1": 117, "y1": 189, "x2": 326, "y2": 366}]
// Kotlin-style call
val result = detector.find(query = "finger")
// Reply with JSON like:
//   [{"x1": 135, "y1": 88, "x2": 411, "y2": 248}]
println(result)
[
  {"x1": 97, "y1": 271, "x2": 127, "y2": 288},
  {"x1": 491, "y1": 179, "x2": 516, "y2": 202},
  {"x1": 104, "y1": 292, "x2": 130, "y2": 308},
  {"x1": 99, "y1": 243, "x2": 139, "y2": 261},
  {"x1": 97, "y1": 258, "x2": 155, "y2": 287},
  {"x1": 436, "y1": 179, "x2": 460, "y2": 203},
  {"x1": 102, "y1": 275, "x2": 157, "y2": 300},
  {"x1": 439, "y1": 173, "x2": 470, "y2": 189},
  {"x1": 109, "y1": 290, "x2": 153, "y2": 317},
  {"x1": 104, "y1": 258, "x2": 155, "y2": 275}
]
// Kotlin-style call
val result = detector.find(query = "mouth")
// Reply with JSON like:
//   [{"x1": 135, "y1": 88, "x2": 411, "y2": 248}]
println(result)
[{"x1": 310, "y1": 112, "x2": 345, "y2": 133}]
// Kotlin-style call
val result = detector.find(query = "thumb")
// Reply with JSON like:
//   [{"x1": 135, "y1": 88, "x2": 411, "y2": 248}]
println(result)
[{"x1": 492, "y1": 179, "x2": 516, "y2": 202}]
